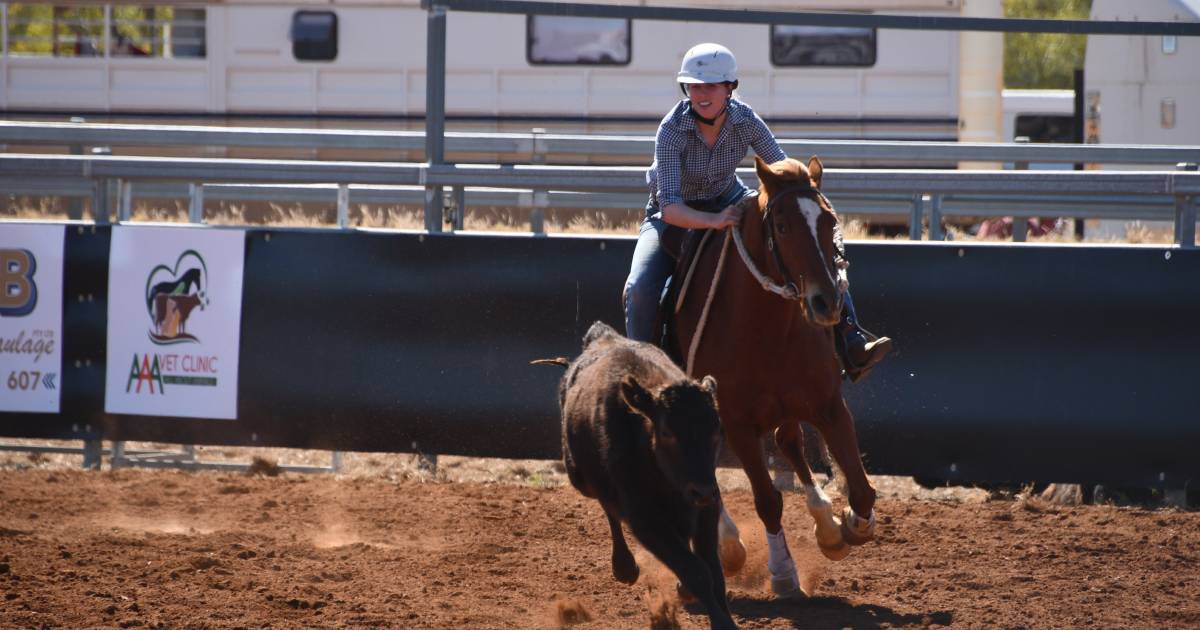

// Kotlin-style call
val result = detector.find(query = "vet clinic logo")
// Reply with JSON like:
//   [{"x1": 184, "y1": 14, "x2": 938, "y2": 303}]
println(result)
[
  {"x1": 1, "y1": 249, "x2": 38, "y2": 317},
  {"x1": 144, "y1": 250, "x2": 209, "y2": 345}
]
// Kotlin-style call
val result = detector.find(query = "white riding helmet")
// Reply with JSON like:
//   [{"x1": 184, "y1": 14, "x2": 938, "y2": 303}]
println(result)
[{"x1": 677, "y1": 43, "x2": 738, "y2": 85}]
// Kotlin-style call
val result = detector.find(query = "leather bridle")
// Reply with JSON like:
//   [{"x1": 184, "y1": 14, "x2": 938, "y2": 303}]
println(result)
[{"x1": 732, "y1": 183, "x2": 836, "y2": 304}]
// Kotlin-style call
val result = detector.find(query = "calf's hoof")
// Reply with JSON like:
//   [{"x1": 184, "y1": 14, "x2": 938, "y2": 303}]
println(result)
[
  {"x1": 612, "y1": 556, "x2": 639, "y2": 585},
  {"x1": 840, "y1": 506, "x2": 876, "y2": 546},
  {"x1": 676, "y1": 581, "x2": 698, "y2": 605}
]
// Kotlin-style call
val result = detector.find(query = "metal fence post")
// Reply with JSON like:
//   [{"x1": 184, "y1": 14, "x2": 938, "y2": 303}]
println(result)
[
  {"x1": 530, "y1": 128, "x2": 547, "y2": 235},
  {"x1": 929, "y1": 194, "x2": 944, "y2": 240},
  {"x1": 188, "y1": 183, "x2": 204, "y2": 224},
  {"x1": 89, "y1": 147, "x2": 113, "y2": 225},
  {"x1": 909, "y1": 194, "x2": 924, "y2": 240},
  {"x1": 423, "y1": 3, "x2": 447, "y2": 234},
  {"x1": 1011, "y1": 149, "x2": 1030, "y2": 242},
  {"x1": 451, "y1": 185, "x2": 465, "y2": 231},
  {"x1": 67, "y1": 139, "x2": 85, "y2": 221},
  {"x1": 116, "y1": 179, "x2": 133, "y2": 222},
  {"x1": 82, "y1": 439, "x2": 102, "y2": 470},
  {"x1": 1012, "y1": 219, "x2": 1029, "y2": 242},
  {"x1": 90, "y1": 178, "x2": 111, "y2": 225},
  {"x1": 531, "y1": 192, "x2": 547, "y2": 235},
  {"x1": 331, "y1": 451, "x2": 344, "y2": 473},
  {"x1": 1177, "y1": 163, "x2": 1198, "y2": 249},
  {"x1": 1176, "y1": 194, "x2": 1196, "y2": 249},
  {"x1": 336, "y1": 183, "x2": 350, "y2": 228}
]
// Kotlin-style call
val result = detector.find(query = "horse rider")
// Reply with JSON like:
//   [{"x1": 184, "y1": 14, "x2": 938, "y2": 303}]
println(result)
[{"x1": 621, "y1": 42, "x2": 893, "y2": 382}]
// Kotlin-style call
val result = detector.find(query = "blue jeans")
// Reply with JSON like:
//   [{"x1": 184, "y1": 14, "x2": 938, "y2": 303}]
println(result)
[{"x1": 623, "y1": 181, "x2": 753, "y2": 342}]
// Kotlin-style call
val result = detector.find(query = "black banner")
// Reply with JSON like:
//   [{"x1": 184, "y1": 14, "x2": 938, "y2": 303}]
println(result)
[{"x1": 2, "y1": 225, "x2": 1197, "y2": 488}]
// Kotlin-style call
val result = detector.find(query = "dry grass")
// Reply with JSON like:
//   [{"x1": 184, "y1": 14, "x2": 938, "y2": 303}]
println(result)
[
  {"x1": 1014, "y1": 484, "x2": 1061, "y2": 514},
  {"x1": 3, "y1": 197, "x2": 1184, "y2": 243}
]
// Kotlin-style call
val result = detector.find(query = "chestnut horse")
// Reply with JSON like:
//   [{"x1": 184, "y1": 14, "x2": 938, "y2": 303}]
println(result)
[{"x1": 672, "y1": 156, "x2": 878, "y2": 598}]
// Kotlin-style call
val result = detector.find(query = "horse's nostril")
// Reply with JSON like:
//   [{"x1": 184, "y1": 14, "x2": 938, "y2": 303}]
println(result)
[{"x1": 814, "y1": 295, "x2": 838, "y2": 319}]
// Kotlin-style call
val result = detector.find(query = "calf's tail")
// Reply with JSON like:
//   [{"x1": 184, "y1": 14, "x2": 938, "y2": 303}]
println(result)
[{"x1": 530, "y1": 357, "x2": 570, "y2": 368}]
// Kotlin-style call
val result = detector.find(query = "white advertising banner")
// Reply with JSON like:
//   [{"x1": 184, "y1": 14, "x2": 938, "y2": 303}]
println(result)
[
  {"x1": 1, "y1": 224, "x2": 64, "y2": 413},
  {"x1": 104, "y1": 226, "x2": 245, "y2": 420}
]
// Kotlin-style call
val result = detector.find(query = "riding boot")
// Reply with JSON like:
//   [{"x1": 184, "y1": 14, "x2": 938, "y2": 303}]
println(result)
[{"x1": 835, "y1": 292, "x2": 892, "y2": 383}]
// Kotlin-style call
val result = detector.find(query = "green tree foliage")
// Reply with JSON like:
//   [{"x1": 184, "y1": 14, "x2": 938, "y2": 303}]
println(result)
[
  {"x1": 4, "y1": 4, "x2": 177, "y2": 57},
  {"x1": 1004, "y1": 0, "x2": 1093, "y2": 89},
  {"x1": 6, "y1": 4, "x2": 104, "y2": 56}
]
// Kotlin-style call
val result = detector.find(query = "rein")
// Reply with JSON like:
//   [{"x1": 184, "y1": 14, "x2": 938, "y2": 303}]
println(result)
[{"x1": 730, "y1": 184, "x2": 819, "y2": 301}]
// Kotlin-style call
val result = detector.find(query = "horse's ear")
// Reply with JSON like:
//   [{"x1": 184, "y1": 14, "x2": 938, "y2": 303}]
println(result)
[
  {"x1": 700, "y1": 375, "x2": 718, "y2": 400},
  {"x1": 754, "y1": 156, "x2": 774, "y2": 187},
  {"x1": 807, "y1": 156, "x2": 824, "y2": 189}
]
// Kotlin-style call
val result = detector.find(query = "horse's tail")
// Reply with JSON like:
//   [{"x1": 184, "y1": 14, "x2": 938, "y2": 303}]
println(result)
[{"x1": 530, "y1": 357, "x2": 570, "y2": 368}]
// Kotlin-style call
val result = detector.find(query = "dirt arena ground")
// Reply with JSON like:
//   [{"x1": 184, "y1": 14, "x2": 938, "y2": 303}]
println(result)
[{"x1": 0, "y1": 445, "x2": 1197, "y2": 629}]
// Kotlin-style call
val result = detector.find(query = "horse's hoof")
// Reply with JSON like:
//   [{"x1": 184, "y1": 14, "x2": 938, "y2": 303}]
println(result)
[
  {"x1": 840, "y1": 506, "x2": 876, "y2": 546},
  {"x1": 770, "y1": 573, "x2": 807, "y2": 599},
  {"x1": 718, "y1": 509, "x2": 746, "y2": 577},
  {"x1": 719, "y1": 534, "x2": 747, "y2": 577},
  {"x1": 814, "y1": 524, "x2": 851, "y2": 561}
]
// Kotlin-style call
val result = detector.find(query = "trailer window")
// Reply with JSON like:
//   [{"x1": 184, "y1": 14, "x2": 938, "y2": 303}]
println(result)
[
  {"x1": 1015, "y1": 115, "x2": 1075, "y2": 144},
  {"x1": 112, "y1": 6, "x2": 206, "y2": 58},
  {"x1": 5, "y1": 4, "x2": 106, "y2": 56},
  {"x1": 770, "y1": 25, "x2": 876, "y2": 67},
  {"x1": 527, "y1": 15, "x2": 630, "y2": 65},
  {"x1": 3, "y1": 4, "x2": 205, "y2": 58},
  {"x1": 291, "y1": 10, "x2": 337, "y2": 62}
]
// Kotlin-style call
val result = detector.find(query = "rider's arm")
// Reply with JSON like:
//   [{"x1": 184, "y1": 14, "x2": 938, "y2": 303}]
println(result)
[
  {"x1": 660, "y1": 203, "x2": 739, "y2": 230},
  {"x1": 655, "y1": 121, "x2": 741, "y2": 230}
]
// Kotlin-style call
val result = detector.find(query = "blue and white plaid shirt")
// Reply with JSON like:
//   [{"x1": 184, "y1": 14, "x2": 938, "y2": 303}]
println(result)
[{"x1": 646, "y1": 98, "x2": 787, "y2": 210}]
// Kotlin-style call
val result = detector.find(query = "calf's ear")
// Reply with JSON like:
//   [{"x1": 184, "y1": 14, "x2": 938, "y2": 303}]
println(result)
[
  {"x1": 620, "y1": 375, "x2": 658, "y2": 420},
  {"x1": 700, "y1": 375, "x2": 718, "y2": 398}
]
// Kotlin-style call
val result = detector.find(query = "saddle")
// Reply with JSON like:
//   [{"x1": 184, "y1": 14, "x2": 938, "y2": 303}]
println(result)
[{"x1": 654, "y1": 226, "x2": 720, "y2": 365}]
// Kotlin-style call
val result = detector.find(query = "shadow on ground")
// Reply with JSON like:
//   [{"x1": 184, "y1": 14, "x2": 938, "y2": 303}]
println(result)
[{"x1": 727, "y1": 595, "x2": 953, "y2": 629}]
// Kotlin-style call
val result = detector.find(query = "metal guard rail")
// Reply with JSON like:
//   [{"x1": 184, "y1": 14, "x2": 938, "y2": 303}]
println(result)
[
  {"x1": 0, "y1": 177, "x2": 1185, "y2": 224},
  {"x1": 5, "y1": 153, "x2": 1200, "y2": 194},
  {"x1": 2, "y1": 152, "x2": 1197, "y2": 247},
  {"x1": 2, "y1": 120, "x2": 1199, "y2": 166}
]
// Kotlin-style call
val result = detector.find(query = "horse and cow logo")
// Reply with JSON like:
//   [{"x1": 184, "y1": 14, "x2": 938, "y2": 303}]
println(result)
[{"x1": 144, "y1": 250, "x2": 209, "y2": 345}]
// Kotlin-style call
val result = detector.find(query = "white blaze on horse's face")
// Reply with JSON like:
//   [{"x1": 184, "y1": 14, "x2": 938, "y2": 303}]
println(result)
[{"x1": 796, "y1": 195, "x2": 822, "y2": 246}]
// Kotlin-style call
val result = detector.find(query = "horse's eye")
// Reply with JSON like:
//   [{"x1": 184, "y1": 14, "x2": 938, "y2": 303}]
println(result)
[{"x1": 776, "y1": 222, "x2": 788, "y2": 234}]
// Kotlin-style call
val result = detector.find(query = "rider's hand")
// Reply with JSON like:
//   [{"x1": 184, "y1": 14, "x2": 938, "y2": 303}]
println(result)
[{"x1": 711, "y1": 203, "x2": 743, "y2": 230}]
